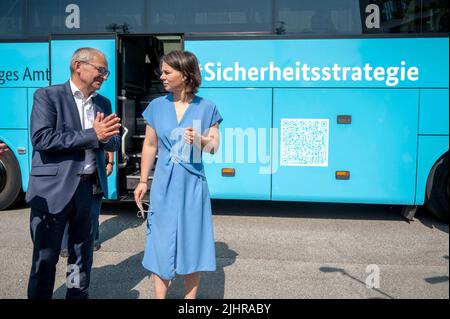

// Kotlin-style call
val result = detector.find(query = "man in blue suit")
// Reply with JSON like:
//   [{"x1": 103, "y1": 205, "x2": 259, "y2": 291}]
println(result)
[{"x1": 26, "y1": 47, "x2": 121, "y2": 299}]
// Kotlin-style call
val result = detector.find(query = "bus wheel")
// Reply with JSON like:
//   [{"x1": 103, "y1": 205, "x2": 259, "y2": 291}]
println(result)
[
  {"x1": 425, "y1": 155, "x2": 449, "y2": 223},
  {"x1": 0, "y1": 150, "x2": 22, "y2": 210}
]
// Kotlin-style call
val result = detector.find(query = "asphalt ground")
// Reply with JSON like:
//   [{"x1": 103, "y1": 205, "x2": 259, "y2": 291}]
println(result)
[{"x1": 0, "y1": 200, "x2": 448, "y2": 299}]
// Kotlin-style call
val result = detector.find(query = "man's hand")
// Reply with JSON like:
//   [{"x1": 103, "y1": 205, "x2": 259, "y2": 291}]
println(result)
[
  {"x1": 93, "y1": 113, "x2": 121, "y2": 143},
  {"x1": 106, "y1": 163, "x2": 113, "y2": 176},
  {"x1": 0, "y1": 143, "x2": 9, "y2": 158}
]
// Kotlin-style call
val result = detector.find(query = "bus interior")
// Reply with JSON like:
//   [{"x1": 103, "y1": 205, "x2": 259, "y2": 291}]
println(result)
[{"x1": 116, "y1": 34, "x2": 182, "y2": 200}]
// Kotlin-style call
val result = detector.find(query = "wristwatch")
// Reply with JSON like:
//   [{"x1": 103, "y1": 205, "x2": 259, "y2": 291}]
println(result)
[{"x1": 106, "y1": 161, "x2": 115, "y2": 165}]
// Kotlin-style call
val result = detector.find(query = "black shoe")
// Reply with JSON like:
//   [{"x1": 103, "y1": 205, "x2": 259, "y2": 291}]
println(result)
[
  {"x1": 60, "y1": 249, "x2": 69, "y2": 258},
  {"x1": 93, "y1": 242, "x2": 101, "y2": 251}
]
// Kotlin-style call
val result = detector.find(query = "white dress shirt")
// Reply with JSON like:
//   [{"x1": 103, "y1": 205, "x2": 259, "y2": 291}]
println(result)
[{"x1": 70, "y1": 80, "x2": 97, "y2": 174}]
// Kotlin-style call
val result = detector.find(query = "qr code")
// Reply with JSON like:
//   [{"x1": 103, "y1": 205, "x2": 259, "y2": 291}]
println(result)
[{"x1": 280, "y1": 118, "x2": 329, "y2": 167}]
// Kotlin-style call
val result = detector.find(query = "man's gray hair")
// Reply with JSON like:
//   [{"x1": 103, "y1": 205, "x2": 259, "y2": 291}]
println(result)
[{"x1": 70, "y1": 48, "x2": 106, "y2": 73}]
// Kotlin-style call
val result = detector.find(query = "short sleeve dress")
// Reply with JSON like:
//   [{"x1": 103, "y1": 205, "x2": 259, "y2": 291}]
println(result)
[{"x1": 141, "y1": 93, "x2": 223, "y2": 280}]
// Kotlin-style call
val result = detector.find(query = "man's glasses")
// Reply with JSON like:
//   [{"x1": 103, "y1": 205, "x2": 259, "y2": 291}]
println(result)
[{"x1": 79, "y1": 61, "x2": 110, "y2": 78}]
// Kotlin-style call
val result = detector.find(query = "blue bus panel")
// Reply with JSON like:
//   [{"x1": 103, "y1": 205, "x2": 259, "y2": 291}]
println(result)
[
  {"x1": 0, "y1": 89, "x2": 28, "y2": 129},
  {"x1": 0, "y1": 42, "x2": 49, "y2": 88},
  {"x1": 419, "y1": 89, "x2": 449, "y2": 136},
  {"x1": 199, "y1": 88, "x2": 272, "y2": 200},
  {"x1": 186, "y1": 38, "x2": 448, "y2": 88},
  {"x1": 186, "y1": 37, "x2": 447, "y2": 204},
  {"x1": 272, "y1": 89, "x2": 419, "y2": 204},
  {"x1": 0, "y1": 42, "x2": 49, "y2": 193}
]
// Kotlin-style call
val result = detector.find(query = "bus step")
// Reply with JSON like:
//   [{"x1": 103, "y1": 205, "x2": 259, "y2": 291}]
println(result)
[
  {"x1": 118, "y1": 192, "x2": 150, "y2": 202},
  {"x1": 127, "y1": 175, "x2": 154, "y2": 180},
  {"x1": 126, "y1": 173, "x2": 153, "y2": 190},
  {"x1": 128, "y1": 153, "x2": 158, "y2": 159},
  {"x1": 136, "y1": 117, "x2": 146, "y2": 134}
]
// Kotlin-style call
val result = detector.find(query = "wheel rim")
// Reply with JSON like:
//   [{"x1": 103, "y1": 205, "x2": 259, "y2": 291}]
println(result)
[{"x1": 0, "y1": 159, "x2": 6, "y2": 193}]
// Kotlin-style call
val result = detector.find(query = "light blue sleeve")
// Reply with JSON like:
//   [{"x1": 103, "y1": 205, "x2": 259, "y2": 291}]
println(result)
[
  {"x1": 142, "y1": 101, "x2": 156, "y2": 129},
  {"x1": 209, "y1": 103, "x2": 223, "y2": 128}
]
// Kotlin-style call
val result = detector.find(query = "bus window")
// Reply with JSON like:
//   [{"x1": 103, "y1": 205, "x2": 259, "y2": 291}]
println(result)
[
  {"x1": 27, "y1": 0, "x2": 66, "y2": 36},
  {"x1": 0, "y1": 0, "x2": 25, "y2": 38},
  {"x1": 148, "y1": 0, "x2": 272, "y2": 33},
  {"x1": 275, "y1": 0, "x2": 362, "y2": 35},
  {"x1": 27, "y1": 0, "x2": 146, "y2": 36},
  {"x1": 422, "y1": 0, "x2": 449, "y2": 32},
  {"x1": 361, "y1": 0, "x2": 421, "y2": 33}
]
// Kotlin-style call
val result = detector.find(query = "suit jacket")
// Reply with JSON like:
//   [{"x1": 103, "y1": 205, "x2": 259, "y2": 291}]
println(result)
[{"x1": 26, "y1": 81, "x2": 120, "y2": 214}]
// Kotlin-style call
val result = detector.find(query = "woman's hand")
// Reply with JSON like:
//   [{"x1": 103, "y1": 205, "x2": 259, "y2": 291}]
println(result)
[
  {"x1": 183, "y1": 125, "x2": 220, "y2": 154},
  {"x1": 134, "y1": 182, "x2": 148, "y2": 205},
  {"x1": 184, "y1": 127, "x2": 199, "y2": 145}
]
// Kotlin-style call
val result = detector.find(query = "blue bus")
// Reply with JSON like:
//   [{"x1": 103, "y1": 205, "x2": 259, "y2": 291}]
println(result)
[{"x1": 0, "y1": 0, "x2": 448, "y2": 222}]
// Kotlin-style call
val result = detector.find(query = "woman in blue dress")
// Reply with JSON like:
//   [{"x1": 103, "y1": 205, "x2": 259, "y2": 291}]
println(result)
[{"x1": 134, "y1": 50, "x2": 222, "y2": 299}]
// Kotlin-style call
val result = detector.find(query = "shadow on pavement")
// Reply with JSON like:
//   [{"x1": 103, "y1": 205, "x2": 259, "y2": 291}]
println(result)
[
  {"x1": 424, "y1": 275, "x2": 449, "y2": 284},
  {"x1": 319, "y1": 266, "x2": 395, "y2": 299},
  {"x1": 414, "y1": 206, "x2": 449, "y2": 234},
  {"x1": 212, "y1": 199, "x2": 449, "y2": 228},
  {"x1": 53, "y1": 251, "x2": 149, "y2": 299},
  {"x1": 424, "y1": 255, "x2": 449, "y2": 285},
  {"x1": 212, "y1": 200, "x2": 404, "y2": 220},
  {"x1": 52, "y1": 204, "x2": 238, "y2": 300},
  {"x1": 166, "y1": 241, "x2": 238, "y2": 299},
  {"x1": 97, "y1": 209, "x2": 146, "y2": 245},
  {"x1": 53, "y1": 242, "x2": 238, "y2": 299},
  {"x1": 53, "y1": 202, "x2": 148, "y2": 298}
]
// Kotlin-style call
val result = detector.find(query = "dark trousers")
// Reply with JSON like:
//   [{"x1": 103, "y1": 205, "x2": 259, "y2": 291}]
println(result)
[
  {"x1": 61, "y1": 215, "x2": 100, "y2": 250},
  {"x1": 27, "y1": 178, "x2": 102, "y2": 299}
]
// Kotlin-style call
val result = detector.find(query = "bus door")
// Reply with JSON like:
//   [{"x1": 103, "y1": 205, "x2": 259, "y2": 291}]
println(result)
[
  {"x1": 116, "y1": 34, "x2": 182, "y2": 201},
  {"x1": 49, "y1": 34, "x2": 118, "y2": 200}
]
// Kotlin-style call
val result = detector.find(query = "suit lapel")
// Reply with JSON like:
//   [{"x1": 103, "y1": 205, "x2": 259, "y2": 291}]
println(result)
[
  {"x1": 63, "y1": 81, "x2": 83, "y2": 130},
  {"x1": 92, "y1": 95, "x2": 104, "y2": 117}
]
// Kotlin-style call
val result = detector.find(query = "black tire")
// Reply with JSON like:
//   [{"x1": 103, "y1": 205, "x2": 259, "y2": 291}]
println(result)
[
  {"x1": 0, "y1": 150, "x2": 23, "y2": 210},
  {"x1": 425, "y1": 154, "x2": 449, "y2": 223}
]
